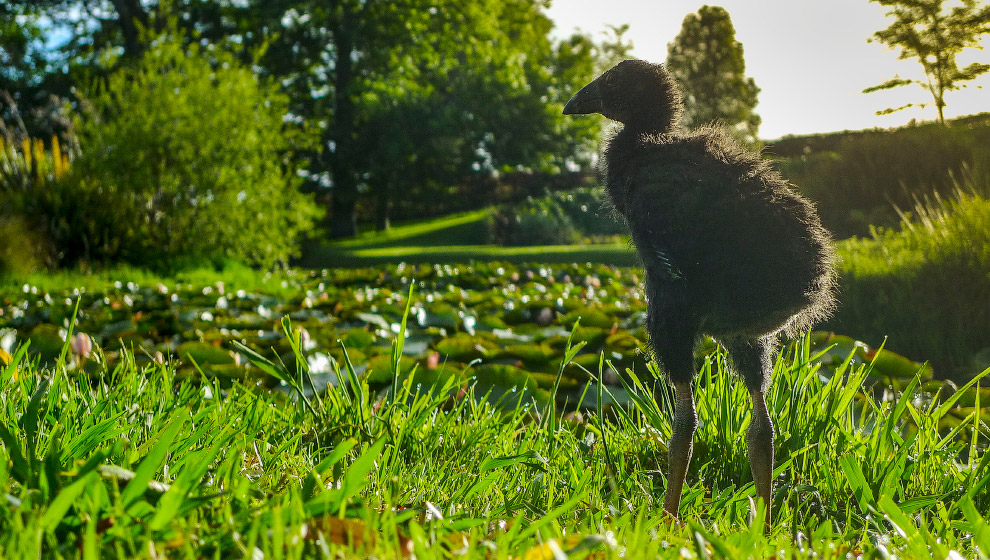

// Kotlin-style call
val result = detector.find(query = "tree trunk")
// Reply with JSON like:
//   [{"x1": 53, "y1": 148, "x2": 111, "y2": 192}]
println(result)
[
  {"x1": 327, "y1": 3, "x2": 359, "y2": 238},
  {"x1": 375, "y1": 192, "x2": 393, "y2": 232},
  {"x1": 329, "y1": 188, "x2": 358, "y2": 238},
  {"x1": 110, "y1": 0, "x2": 149, "y2": 58}
]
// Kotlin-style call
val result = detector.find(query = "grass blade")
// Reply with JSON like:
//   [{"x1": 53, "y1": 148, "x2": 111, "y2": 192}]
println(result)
[
  {"x1": 41, "y1": 470, "x2": 99, "y2": 532},
  {"x1": 121, "y1": 410, "x2": 187, "y2": 511}
]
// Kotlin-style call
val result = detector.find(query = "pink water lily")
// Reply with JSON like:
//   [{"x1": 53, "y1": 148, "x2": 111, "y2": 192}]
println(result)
[{"x1": 70, "y1": 332, "x2": 93, "y2": 359}]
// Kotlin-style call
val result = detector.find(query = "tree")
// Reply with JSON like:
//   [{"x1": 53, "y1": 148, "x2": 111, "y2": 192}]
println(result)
[
  {"x1": 0, "y1": 2, "x2": 67, "y2": 141},
  {"x1": 864, "y1": 0, "x2": 990, "y2": 124},
  {"x1": 260, "y1": 0, "x2": 602, "y2": 235},
  {"x1": 66, "y1": 36, "x2": 320, "y2": 268},
  {"x1": 666, "y1": 5, "x2": 761, "y2": 143}
]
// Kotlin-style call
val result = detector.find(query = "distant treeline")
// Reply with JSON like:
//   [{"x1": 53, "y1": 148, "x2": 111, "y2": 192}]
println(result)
[{"x1": 768, "y1": 113, "x2": 990, "y2": 239}]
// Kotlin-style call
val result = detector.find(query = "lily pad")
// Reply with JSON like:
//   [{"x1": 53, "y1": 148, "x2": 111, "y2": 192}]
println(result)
[
  {"x1": 473, "y1": 364, "x2": 536, "y2": 391},
  {"x1": 605, "y1": 332, "x2": 643, "y2": 353},
  {"x1": 356, "y1": 312, "x2": 391, "y2": 331},
  {"x1": 571, "y1": 326, "x2": 607, "y2": 347},
  {"x1": 177, "y1": 341, "x2": 235, "y2": 366},
  {"x1": 435, "y1": 333, "x2": 497, "y2": 362},
  {"x1": 366, "y1": 354, "x2": 420, "y2": 384},
  {"x1": 341, "y1": 328, "x2": 375, "y2": 349},
  {"x1": 503, "y1": 344, "x2": 555, "y2": 366},
  {"x1": 561, "y1": 308, "x2": 615, "y2": 330},
  {"x1": 28, "y1": 323, "x2": 65, "y2": 361}
]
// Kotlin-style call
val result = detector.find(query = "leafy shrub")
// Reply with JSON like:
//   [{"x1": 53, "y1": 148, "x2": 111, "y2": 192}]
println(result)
[
  {"x1": 488, "y1": 196, "x2": 579, "y2": 246},
  {"x1": 64, "y1": 37, "x2": 321, "y2": 269},
  {"x1": 829, "y1": 179, "x2": 990, "y2": 378},
  {"x1": 549, "y1": 187, "x2": 626, "y2": 236},
  {"x1": 488, "y1": 187, "x2": 626, "y2": 245},
  {"x1": 0, "y1": 215, "x2": 50, "y2": 275}
]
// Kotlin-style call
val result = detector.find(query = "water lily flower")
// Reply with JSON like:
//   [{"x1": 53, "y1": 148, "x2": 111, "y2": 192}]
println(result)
[
  {"x1": 70, "y1": 332, "x2": 93, "y2": 362},
  {"x1": 535, "y1": 308, "x2": 554, "y2": 326},
  {"x1": 0, "y1": 329, "x2": 16, "y2": 354},
  {"x1": 295, "y1": 326, "x2": 317, "y2": 351}
]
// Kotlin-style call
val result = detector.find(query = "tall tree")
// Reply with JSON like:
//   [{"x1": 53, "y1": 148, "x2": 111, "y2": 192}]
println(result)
[
  {"x1": 261, "y1": 0, "x2": 602, "y2": 235},
  {"x1": 864, "y1": 0, "x2": 990, "y2": 124},
  {"x1": 666, "y1": 5, "x2": 761, "y2": 143}
]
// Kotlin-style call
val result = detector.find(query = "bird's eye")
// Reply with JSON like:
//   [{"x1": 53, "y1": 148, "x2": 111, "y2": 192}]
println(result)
[{"x1": 604, "y1": 74, "x2": 615, "y2": 88}]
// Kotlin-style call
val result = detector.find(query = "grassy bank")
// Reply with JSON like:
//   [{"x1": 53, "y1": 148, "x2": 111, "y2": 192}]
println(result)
[{"x1": 825, "y1": 188, "x2": 990, "y2": 378}]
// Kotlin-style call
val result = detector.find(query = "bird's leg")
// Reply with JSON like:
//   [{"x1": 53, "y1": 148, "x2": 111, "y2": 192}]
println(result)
[
  {"x1": 748, "y1": 388, "x2": 775, "y2": 532},
  {"x1": 723, "y1": 335, "x2": 778, "y2": 532},
  {"x1": 662, "y1": 381, "x2": 697, "y2": 519},
  {"x1": 643, "y1": 273, "x2": 698, "y2": 520}
]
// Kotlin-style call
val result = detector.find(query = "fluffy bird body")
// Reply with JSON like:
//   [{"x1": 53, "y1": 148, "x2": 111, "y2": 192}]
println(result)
[
  {"x1": 606, "y1": 125, "x2": 835, "y2": 346},
  {"x1": 564, "y1": 59, "x2": 836, "y2": 529}
]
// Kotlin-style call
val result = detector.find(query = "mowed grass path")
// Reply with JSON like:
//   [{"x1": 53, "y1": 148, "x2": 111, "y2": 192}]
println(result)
[
  {"x1": 1, "y1": 275, "x2": 988, "y2": 558},
  {"x1": 298, "y1": 209, "x2": 639, "y2": 267}
]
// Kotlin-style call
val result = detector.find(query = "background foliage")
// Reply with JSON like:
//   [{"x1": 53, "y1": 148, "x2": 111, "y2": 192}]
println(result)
[
  {"x1": 827, "y1": 184, "x2": 990, "y2": 376},
  {"x1": 487, "y1": 187, "x2": 626, "y2": 246}
]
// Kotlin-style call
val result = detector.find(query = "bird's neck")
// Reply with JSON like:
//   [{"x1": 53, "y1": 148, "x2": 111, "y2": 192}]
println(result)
[
  {"x1": 601, "y1": 127, "x2": 642, "y2": 216},
  {"x1": 625, "y1": 111, "x2": 678, "y2": 136},
  {"x1": 610, "y1": 122, "x2": 675, "y2": 152}
]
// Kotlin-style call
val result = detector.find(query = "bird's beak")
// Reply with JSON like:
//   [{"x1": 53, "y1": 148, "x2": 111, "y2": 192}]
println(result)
[{"x1": 562, "y1": 80, "x2": 602, "y2": 115}]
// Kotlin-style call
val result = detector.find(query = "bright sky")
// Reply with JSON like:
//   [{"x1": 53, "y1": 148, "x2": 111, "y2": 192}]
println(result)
[{"x1": 546, "y1": 0, "x2": 990, "y2": 139}]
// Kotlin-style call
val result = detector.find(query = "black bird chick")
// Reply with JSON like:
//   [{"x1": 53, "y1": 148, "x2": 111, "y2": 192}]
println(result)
[{"x1": 563, "y1": 60, "x2": 836, "y2": 528}]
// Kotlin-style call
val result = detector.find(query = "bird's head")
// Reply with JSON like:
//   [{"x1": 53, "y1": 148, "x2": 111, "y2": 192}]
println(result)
[{"x1": 562, "y1": 59, "x2": 683, "y2": 133}]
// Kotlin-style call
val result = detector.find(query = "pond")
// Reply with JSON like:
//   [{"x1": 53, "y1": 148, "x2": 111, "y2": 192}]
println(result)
[{"x1": 0, "y1": 262, "x2": 974, "y2": 417}]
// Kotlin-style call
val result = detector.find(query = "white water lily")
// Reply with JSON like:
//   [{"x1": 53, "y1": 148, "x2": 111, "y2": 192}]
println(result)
[{"x1": 0, "y1": 329, "x2": 17, "y2": 354}]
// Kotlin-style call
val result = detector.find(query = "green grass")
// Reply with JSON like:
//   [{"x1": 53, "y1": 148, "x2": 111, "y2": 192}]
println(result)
[
  {"x1": 2, "y1": 292, "x2": 988, "y2": 558},
  {"x1": 308, "y1": 243, "x2": 638, "y2": 267},
  {"x1": 299, "y1": 208, "x2": 638, "y2": 267},
  {"x1": 332, "y1": 209, "x2": 494, "y2": 249}
]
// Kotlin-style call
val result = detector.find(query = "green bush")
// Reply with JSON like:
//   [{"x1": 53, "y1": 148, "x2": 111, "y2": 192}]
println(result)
[
  {"x1": 829, "y1": 180, "x2": 990, "y2": 378},
  {"x1": 488, "y1": 196, "x2": 580, "y2": 246},
  {"x1": 64, "y1": 37, "x2": 321, "y2": 269},
  {"x1": 549, "y1": 187, "x2": 626, "y2": 237},
  {"x1": 0, "y1": 216, "x2": 50, "y2": 276},
  {"x1": 487, "y1": 187, "x2": 626, "y2": 246}
]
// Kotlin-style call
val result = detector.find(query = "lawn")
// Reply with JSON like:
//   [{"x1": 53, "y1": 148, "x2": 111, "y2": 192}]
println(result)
[
  {"x1": 297, "y1": 209, "x2": 639, "y2": 267},
  {"x1": 1, "y1": 264, "x2": 988, "y2": 559}
]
